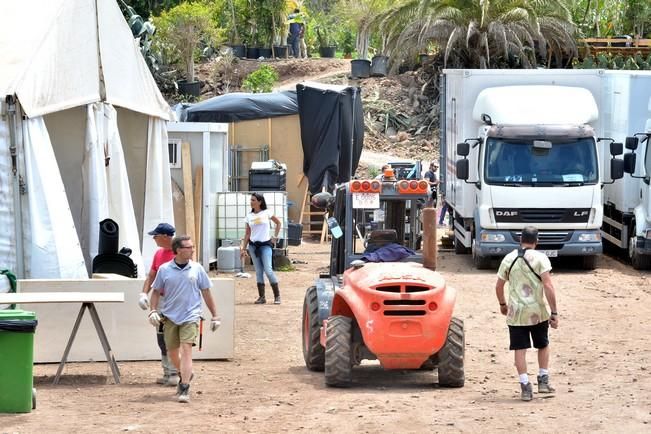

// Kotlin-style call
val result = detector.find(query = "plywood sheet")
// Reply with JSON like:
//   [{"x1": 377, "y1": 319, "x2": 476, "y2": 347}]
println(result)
[{"x1": 17, "y1": 278, "x2": 235, "y2": 362}]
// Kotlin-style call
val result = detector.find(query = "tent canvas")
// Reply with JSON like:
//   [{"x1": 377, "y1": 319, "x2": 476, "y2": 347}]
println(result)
[{"x1": 0, "y1": 0, "x2": 173, "y2": 278}]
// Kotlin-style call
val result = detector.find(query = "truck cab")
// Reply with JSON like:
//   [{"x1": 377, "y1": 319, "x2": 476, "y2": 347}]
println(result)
[{"x1": 441, "y1": 71, "x2": 623, "y2": 269}]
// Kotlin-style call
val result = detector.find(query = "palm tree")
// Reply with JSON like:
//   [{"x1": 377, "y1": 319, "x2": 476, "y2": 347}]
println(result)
[{"x1": 377, "y1": 0, "x2": 578, "y2": 69}]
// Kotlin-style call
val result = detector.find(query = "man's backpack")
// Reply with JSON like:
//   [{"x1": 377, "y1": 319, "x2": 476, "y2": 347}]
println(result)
[{"x1": 506, "y1": 248, "x2": 541, "y2": 281}]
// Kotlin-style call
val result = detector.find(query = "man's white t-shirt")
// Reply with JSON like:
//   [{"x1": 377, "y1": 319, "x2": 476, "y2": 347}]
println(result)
[{"x1": 245, "y1": 209, "x2": 274, "y2": 242}]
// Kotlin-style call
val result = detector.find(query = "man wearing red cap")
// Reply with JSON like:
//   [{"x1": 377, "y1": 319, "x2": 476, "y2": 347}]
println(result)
[{"x1": 139, "y1": 222, "x2": 178, "y2": 386}]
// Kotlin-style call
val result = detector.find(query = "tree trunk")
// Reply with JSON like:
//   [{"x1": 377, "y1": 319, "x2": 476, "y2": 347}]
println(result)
[
  {"x1": 357, "y1": 26, "x2": 370, "y2": 60},
  {"x1": 187, "y1": 56, "x2": 194, "y2": 82}
]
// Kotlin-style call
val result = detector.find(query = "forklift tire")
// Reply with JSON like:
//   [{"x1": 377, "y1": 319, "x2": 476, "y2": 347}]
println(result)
[
  {"x1": 302, "y1": 286, "x2": 325, "y2": 371},
  {"x1": 324, "y1": 316, "x2": 353, "y2": 387},
  {"x1": 437, "y1": 317, "x2": 465, "y2": 387}
]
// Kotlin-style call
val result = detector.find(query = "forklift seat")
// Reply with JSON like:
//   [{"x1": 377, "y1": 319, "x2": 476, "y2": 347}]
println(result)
[{"x1": 366, "y1": 229, "x2": 399, "y2": 249}]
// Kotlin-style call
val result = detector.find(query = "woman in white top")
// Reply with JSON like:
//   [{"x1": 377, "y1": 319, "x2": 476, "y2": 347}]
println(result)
[{"x1": 241, "y1": 193, "x2": 282, "y2": 304}]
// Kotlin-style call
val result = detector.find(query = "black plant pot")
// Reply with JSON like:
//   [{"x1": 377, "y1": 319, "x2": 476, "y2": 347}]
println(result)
[
  {"x1": 351, "y1": 59, "x2": 371, "y2": 78},
  {"x1": 319, "y1": 46, "x2": 337, "y2": 58},
  {"x1": 273, "y1": 45, "x2": 288, "y2": 59},
  {"x1": 246, "y1": 46, "x2": 259, "y2": 59},
  {"x1": 230, "y1": 44, "x2": 246, "y2": 58},
  {"x1": 370, "y1": 55, "x2": 389, "y2": 77},
  {"x1": 177, "y1": 80, "x2": 201, "y2": 97},
  {"x1": 258, "y1": 47, "x2": 273, "y2": 59}
]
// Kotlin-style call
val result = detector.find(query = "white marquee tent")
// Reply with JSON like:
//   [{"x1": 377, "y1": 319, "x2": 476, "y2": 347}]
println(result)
[{"x1": 0, "y1": 0, "x2": 174, "y2": 278}]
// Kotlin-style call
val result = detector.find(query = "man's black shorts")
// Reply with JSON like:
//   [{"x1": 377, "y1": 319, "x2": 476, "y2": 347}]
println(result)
[{"x1": 508, "y1": 321, "x2": 549, "y2": 350}]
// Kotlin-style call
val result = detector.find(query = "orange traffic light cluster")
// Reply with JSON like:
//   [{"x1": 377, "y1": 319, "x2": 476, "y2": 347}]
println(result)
[
  {"x1": 350, "y1": 180, "x2": 382, "y2": 193},
  {"x1": 397, "y1": 180, "x2": 429, "y2": 194}
]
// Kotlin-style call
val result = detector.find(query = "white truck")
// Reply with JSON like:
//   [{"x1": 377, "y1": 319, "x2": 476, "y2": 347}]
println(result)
[
  {"x1": 440, "y1": 69, "x2": 624, "y2": 269},
  {"x1": 601, "y1": 71, "x2": 651, "y2": 269}
]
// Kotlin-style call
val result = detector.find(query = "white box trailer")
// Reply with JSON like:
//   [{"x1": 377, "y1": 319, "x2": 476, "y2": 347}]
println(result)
[
  {"x1": 601, "y1": 71, "x2": 651, "y2": 269},
  {"x1": 440, "y1": 69, "x2": 624, "y2": 269}
]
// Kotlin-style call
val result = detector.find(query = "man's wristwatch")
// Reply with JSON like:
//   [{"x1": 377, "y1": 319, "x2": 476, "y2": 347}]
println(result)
[
  {"x1": 499, "y1": 302, "x2": 506, "y2": 306},
  {"x1": 550, "y1": 312, "x2": 558, "y2": 317}
]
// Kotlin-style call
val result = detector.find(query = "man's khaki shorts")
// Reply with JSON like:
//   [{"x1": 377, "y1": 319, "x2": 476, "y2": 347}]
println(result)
[{"x1": 163, "y1": 319, "x2": 199, "y2": 350}]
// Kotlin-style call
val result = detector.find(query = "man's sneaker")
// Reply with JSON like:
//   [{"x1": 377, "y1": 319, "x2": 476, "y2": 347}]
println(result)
[
  {"x1": 156, "y1": 374, "x2": 169, "y2": 385},
  {"x1": 177, "y1": 383, "x2": 190, "y2": 403},
  {"x1": 520, "y1": 382, "x2": 533, "y2": 401},
  {"x1": 176, "y1": 373, "x2": 195, "y2": 395},
  {"x1": 537, "y1": 375, "x2": 555, "y2": 393},
  {"x1": 165, "y1": 374, "x2": 180, "y2": 387},
  {"x1": 273, "y1": 296, "x2": 281, "y2": 305}
]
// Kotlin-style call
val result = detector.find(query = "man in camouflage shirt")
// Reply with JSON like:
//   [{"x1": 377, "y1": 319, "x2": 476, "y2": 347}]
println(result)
[{"x1": 495, "y1": 226, "x2": 559, "y2": 401}]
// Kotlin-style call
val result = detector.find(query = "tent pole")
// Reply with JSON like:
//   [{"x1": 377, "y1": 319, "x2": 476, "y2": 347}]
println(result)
[{"x1": 5, "y1": 95, "x2": 25, "y2": 278}]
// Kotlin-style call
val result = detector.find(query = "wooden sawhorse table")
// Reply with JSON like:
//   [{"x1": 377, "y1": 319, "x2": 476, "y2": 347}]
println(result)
[{"x1": 0, "y1": 292, "x2": 124, "y2": 384}]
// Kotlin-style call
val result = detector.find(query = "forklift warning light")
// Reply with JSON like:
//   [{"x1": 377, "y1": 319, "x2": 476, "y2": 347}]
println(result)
[
  {"x1": 397, "y1": 180, "x2": 428, "y2": 194},
  {"x1": 351, "y1": 180, "x2": 382, "y2": 193}
]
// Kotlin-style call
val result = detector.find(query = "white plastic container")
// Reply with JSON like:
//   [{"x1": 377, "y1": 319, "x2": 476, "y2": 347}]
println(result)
[{"x1": 0, "y1": 274, "x2": 11, "y2": 309}]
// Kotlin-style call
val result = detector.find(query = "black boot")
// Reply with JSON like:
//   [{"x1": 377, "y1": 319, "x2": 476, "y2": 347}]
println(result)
[
  {"x1": 254, "y1": 283, "x2": 266, "y2": 304},
  {"x1": 271, "y1": 282, "x2": 281, "y2": 305}
]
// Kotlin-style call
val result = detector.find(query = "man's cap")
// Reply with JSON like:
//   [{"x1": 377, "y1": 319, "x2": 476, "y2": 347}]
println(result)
[{"x1": 148, "y1": 223, "x2": 175, "y2": 236}]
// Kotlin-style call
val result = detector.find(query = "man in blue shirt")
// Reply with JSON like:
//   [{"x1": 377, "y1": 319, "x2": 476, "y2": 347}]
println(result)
[
  {"x1": 287, "y1": 8, "x2": 303, "y2": 58},
  {"x1": 149, "y1": 235, "x2": 220, "y2": 403}
]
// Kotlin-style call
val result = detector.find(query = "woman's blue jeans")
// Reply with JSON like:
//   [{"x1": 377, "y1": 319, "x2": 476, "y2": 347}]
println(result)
[{"x1": 248, "y1": 244, "x2": 278, "y2": 285}]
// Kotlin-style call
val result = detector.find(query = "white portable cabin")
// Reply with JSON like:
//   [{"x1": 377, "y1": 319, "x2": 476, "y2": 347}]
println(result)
[
  {"x1": 0, "y1": 0, "x2": 174, "y2": 278},
  {"x1": 167, "y1": 122, "x2": 229, "y2": 268},
  {"x1": 441, "y1": 69, "x2": 606, "y2": 218}
]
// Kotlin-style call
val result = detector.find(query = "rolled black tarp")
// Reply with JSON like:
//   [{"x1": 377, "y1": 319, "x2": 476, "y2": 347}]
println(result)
[
  {"x1": 296, "y1": 82, "x2": 364, "y2": 194},
  {"x1": 98, "y1": 219, "x2": 119, "y2": 256},
  {"x1": 184, "y1": 91, "x2": 298, "y2": 123},
  {"x1": 0, "y1": 319, "x2": 38, "y2": 333}
]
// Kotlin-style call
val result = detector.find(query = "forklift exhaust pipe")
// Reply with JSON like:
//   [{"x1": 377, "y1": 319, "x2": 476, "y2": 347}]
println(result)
[{"x1": 422, "y1": 207, "x2": 437, "y2": 270}]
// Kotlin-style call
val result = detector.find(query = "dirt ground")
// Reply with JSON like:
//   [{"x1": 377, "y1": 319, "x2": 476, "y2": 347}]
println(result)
[{"x1": 2, "y1": 234, "x2": 650, "y2": 433}]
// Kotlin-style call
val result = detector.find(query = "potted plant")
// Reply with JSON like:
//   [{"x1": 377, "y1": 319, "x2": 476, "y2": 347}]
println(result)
[
  {"x1": 340, "y1": 30, "x2": 355, "y2": 59},
  {"x1": 153, "y1": 2, "x2": 220, "y2": 96},
  {"x1": 226, "y1": 0, "x2": 246, "y2": 58},
  {"x1": 313, "y1": 12, "x2": 337, "y2": 57}
]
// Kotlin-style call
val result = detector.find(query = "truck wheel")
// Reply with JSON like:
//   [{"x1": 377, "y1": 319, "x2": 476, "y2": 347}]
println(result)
[
  {"x1": 581, "y1": 255, "x2": 597, "y2": 270},
  {"x1": 437, "y1": 317, "x2": 465, "y2": 387},
  {"x1": 324, "y1": 316, "x2": 353, "y2": 387},
  {"x1": 472, "y1": 238, "x2": 491, "y2": 269},
  {"x1": 629, "y1": 231, "x2": 651, "y2": 270},
  {"x1": 302, "y1": 286, "x2": 325, "y2": 371}
]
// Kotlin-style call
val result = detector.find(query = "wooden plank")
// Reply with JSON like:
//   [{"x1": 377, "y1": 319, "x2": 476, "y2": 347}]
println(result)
[
  {"x1": 181, "y1": 142, "x2": 196, "y2": 260},
  {"x1": 194, "y1": 166, "x2": 203, "y2": 260},
  {"x1": 299, "y1": 182, "x2": 309, "y2": 225},
  {"x1": 0, "y1": 292, "x2": 124, "y2": 304}
]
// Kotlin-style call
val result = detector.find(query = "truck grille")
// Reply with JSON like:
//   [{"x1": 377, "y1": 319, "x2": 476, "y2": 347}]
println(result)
[
  {"x1": 494, "y1": 208, "x2": 590, "y2": 223},
  {"x1": 511, "y1": 231, "x2": 571, "y2": 244}
]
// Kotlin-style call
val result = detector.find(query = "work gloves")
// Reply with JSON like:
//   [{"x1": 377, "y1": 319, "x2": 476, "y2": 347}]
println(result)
[
  {"x1": 148, "y1": 310, "x2": 161, "y2": 327},
  {"x1": 210, "y1": 318, "x2": 221, "y2": 332},
  {"x1": 138, "y1": 292, "x2": 150, "y2": 310}
]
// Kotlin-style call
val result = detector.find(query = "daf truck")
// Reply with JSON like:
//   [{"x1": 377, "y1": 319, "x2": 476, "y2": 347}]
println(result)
[
  {"x1": 601, "y1": 71, "x2": 651, "y2": 269},
  {"x1": 440, "y1": 69, "x2": 624, "y2": 269}
]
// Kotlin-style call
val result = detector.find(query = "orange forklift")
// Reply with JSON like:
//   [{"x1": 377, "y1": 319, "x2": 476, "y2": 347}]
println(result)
[{"x1": 302, "y1": 170, "x2": 465, "y2": 387}]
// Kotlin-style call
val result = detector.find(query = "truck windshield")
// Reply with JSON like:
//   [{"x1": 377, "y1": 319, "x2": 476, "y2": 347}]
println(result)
[{"x1": 484, "y1": 137, "x2": 598, "y2": 185}]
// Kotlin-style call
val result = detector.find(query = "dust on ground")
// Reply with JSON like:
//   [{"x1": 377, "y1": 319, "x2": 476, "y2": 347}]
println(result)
[{"x1": 2, "y1": 237, "x2": 650, "y2": 433}]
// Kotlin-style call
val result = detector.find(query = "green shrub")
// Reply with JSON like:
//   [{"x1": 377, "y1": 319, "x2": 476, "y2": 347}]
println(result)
[{"x1": 242, "y1": 65, "x2": 279, "y2": 93}]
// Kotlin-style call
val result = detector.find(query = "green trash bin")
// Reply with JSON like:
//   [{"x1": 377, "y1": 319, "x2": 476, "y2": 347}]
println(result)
[{"x1": 0, "y1": 309, "x2": 38, "y2": 413}]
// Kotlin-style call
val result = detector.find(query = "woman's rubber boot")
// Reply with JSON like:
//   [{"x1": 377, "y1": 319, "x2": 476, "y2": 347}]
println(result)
[
  {"x1": 254, "y1": 283, "x2": 266, "y2": 304},
  {"x1": 271, "y1": 282, "x2": 281, "y2": 305}
]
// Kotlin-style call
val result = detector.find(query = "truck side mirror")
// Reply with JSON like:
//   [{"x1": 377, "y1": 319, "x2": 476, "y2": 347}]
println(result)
[
  {"x1": 624, "y1": 153, "x2": 636, "y2": 174},
  {"x1": 611, "y1": 158, "x2": 625, "y2": 180},
  {"x1": 610, "y1": 142, "x2": 623, "y2": 156},
  {"x1": 456, "y1": 159, "x2": 469, "y2": 181},
  {"x1": 457, "y1": 142, "x2": 470, "y2": 157},
  {"x1": 625, "y1": 136, "x2": 639, "y2": 150}
]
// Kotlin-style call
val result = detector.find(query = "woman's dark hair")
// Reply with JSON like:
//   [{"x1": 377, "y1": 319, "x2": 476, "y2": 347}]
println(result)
[{"x1": 251, "y1": 193, "x2": 268, "y2": 212}]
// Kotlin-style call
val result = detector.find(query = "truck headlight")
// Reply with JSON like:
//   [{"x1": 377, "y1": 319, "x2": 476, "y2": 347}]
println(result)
[
  {"x1": 480, "y1": 232, "x2": 505, "y2": 243},
  {"x1": 578, "y1": 233, "x2": 601, "y2": 242}
]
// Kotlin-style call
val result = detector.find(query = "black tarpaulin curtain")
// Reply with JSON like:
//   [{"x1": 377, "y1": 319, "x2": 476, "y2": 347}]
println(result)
[
  {"x1": 296, "y1": 82, "x2": 364, "y2": 194},
  {"x1": 183, "y1": 91, "x2": 298, "y2": 122}
]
